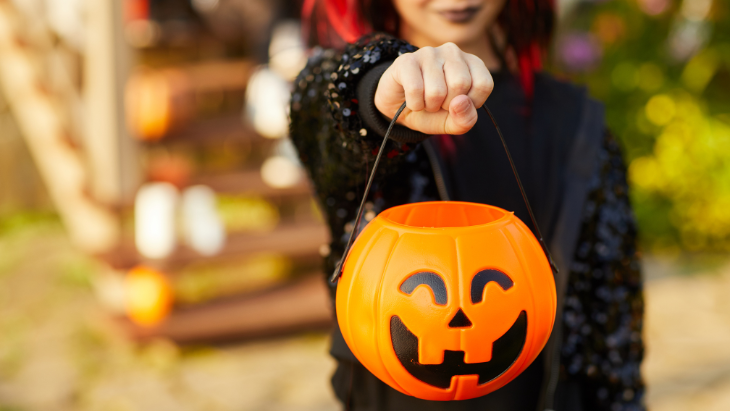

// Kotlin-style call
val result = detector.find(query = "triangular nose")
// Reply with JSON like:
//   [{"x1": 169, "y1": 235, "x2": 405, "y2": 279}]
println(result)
[{"x1": 448, "y1": 308, "x2": 472, "y2": 328}]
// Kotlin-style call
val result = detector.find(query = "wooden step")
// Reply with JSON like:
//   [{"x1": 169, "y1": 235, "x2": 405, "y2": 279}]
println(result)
[
  {"x1": 191, "y1": 169, "x2": 313, "y2": 197},
  {"x1": 172, "y1": 222, "x2": 328, "y2": 266},
  {"x1": 151, "y1": 115, "x2": 261, "y2": 146},
  {"x1": 116, "y1": 273, "x2": 334, "y2": 343},
  {"x1": 99, "y1": 222, "x2": 329, "y2": 270}
]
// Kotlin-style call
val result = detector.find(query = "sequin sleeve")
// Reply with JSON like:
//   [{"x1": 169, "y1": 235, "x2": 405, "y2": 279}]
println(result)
[
  {"x1": 289, "y1": 34, "x2": 419, "y2": 244},
  {"x1": 560, "y1": 130, "x2": 646, "y2": 411}
]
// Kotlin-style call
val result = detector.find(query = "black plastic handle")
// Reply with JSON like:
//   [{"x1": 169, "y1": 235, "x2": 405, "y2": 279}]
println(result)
[{"x1": 330, "y1": 102, "x2": 558, "y2": 284}]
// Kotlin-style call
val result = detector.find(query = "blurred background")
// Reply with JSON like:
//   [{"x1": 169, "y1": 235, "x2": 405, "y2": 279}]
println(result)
[{"x1": 0, "y1": 0, "x2": 728, "y2": 410}]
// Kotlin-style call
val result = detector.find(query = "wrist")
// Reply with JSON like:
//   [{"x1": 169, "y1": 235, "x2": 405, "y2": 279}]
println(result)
[{"x1": 357, "y1": 62, "x2": 428, "y2": 144}]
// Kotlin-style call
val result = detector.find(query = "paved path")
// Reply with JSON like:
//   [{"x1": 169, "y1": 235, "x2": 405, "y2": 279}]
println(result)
[
  {"x1": 0, "y1": 223, "x2": 729, "y2": 410},
  {"x1": 0, "y1": 224, "x2": 339, "y2": 411},
  {"x1": 643, "y1": 257, "x2": 730, "y2": 411}
]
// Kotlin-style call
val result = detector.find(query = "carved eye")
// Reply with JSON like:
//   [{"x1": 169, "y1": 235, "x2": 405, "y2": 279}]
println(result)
[
  {"x1": 399, "y1": 272, "x2": 447, "y2": 306},
  {"x1": 471, "y1": 269, "x2": 513, "y2": 304}
]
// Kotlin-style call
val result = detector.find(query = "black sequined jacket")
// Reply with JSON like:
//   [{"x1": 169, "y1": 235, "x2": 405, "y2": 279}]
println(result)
[{"x1": 289, "y1": 34, "x2": 645, "y2": 411}]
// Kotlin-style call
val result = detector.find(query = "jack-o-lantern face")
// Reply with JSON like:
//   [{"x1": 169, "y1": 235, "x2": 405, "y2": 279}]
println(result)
[
  {"x1": 336, "y1": 202, "x2": 556, "y2": 401},
  {"x1": 391, "y1": 269, "x2": 526, "y2": 389}
]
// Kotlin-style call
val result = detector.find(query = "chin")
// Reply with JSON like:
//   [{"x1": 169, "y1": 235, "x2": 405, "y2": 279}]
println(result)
[
  {"x1": 403, "y1": 11, "x2": 493, "y2": 49},
  {"x1": 395, "y1": 0, "x2": 503, "y2": 50},
  {"x1": 425, "y1": 25, "x2": 487, "y2": 48},
  {"x1": 442, "y1": 30, "x2": 485, "y2": 46}
]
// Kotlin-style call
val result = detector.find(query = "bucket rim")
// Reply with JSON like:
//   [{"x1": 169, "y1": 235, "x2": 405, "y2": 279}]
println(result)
[{"x1": 376, "y1": 201, "x2": 515, "y2": 231}]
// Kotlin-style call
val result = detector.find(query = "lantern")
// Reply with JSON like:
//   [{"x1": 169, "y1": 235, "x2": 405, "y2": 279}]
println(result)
[
  {"x1": 332, "y1": 103, "x2": 558, "y2": 400},
  {"x1": 336, "y1": 201, "x2": 556, "y2": 400}
]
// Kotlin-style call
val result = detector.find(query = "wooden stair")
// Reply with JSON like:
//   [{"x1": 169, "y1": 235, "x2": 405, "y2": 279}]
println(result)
[{"x1": 117, "y1": 273, "x2": 333, "y2": 343}]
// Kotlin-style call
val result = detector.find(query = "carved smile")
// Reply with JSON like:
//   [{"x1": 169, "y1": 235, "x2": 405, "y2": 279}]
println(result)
[{"x1": 389, "y1": 311, "x2": 527, "y2": 389}]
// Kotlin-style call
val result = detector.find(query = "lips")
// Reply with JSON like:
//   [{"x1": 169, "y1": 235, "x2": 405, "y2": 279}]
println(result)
[
  {"x1": 437, "y1": 6, "x2": 482, "y2": 24},
  {"x1": 390, "y1": 311, "x2": 527, "y2": 389}
]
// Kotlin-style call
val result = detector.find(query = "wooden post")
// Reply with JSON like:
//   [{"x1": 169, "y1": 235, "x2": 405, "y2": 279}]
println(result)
[
  {"x1": 0, "y1": 1, "x2": 119, "y2": 252},
  {"x1": 84, "y1": 0, "x2": 140, "y2": 205}
]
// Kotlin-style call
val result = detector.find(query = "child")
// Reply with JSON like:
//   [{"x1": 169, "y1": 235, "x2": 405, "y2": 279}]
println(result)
[{"x1": 289, "y1": 1, "x2": 645, "y2": 410}]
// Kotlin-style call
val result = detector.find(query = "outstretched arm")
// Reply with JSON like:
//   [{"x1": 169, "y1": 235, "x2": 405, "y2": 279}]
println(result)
[
  {"x1": 290, "y1": 35, "x2": 421, "y2": 229},
  {"x1": 290, "y1": 34, "x2": 494, "y2": 276}
]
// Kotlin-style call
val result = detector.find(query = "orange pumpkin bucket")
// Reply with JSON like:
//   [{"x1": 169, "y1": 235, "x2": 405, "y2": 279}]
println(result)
[{"x1": 331, "y1": 104, "x2": 558, "y2": 401}]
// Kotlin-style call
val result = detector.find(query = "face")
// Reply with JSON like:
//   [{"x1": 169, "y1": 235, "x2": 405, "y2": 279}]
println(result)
[
  {"x1": 392, "y1": 0, "x2": 507, "y2": 48},
  {"x1": 390, "y1": 268, "x2": 527, "y2": 390},
  {"x1": 376, "y1": 226, "x2": 532, "y2": 399}
]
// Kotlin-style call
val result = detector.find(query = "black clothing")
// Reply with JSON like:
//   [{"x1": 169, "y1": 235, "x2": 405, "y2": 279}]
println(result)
[
  {"x1": 289, "y1": 33, "x2": 645, "y2": 411},
  {"x1": 332, "y1": 358, "x2": 545, "y2": 411}
]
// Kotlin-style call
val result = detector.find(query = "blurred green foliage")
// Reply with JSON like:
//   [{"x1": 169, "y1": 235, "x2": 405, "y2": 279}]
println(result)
[
  {"x1": 0, "y1": 210, "x2": 60, "y2": 237},
  {"x1": 556, "y1": 0, "x2": 730, "y2": 252}
]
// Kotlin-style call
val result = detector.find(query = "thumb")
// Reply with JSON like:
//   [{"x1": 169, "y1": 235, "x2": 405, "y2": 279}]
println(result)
[{"x1": 444, "y1": 95, "x2": 478, "y2": 135}]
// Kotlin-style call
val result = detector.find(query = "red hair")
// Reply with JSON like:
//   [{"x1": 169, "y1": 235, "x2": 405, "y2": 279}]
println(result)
[{"x1": 302, "y1": 0, "x2": 554, "y2": 97}]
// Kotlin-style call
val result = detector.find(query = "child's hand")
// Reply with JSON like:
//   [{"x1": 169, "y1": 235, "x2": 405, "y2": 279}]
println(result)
[{"x1": 374, "y1": 42, "x2": 493, "y2": 135}]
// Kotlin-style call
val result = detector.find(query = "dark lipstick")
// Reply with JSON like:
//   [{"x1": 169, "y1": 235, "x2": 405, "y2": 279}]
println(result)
[{"x1": 437, "y1": 6, "x2": 482, "y2": 24}]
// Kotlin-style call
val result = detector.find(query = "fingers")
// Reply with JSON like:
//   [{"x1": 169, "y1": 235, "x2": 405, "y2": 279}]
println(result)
[
  {"x1": 442, "y1": 59, "x2": 472, "y2": 111},
  {"x1": 464, "y1": 54, "x2": 494, "y2": 109},
  {"x1": 392, "y1": 54, "x2": 424, "y2": 112},
  {"x1": 375, "y1": 43, "x2": 493, "y2": 135},
  {"x1": 445, "y1": 95, "x2": 478, "y2": 135},
  {"x1": 397, "y1": 95, "x2": 476, "y2": 135},
  {"x1": 419, "y1": 48, "x2": 448, "y2": 113}
]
